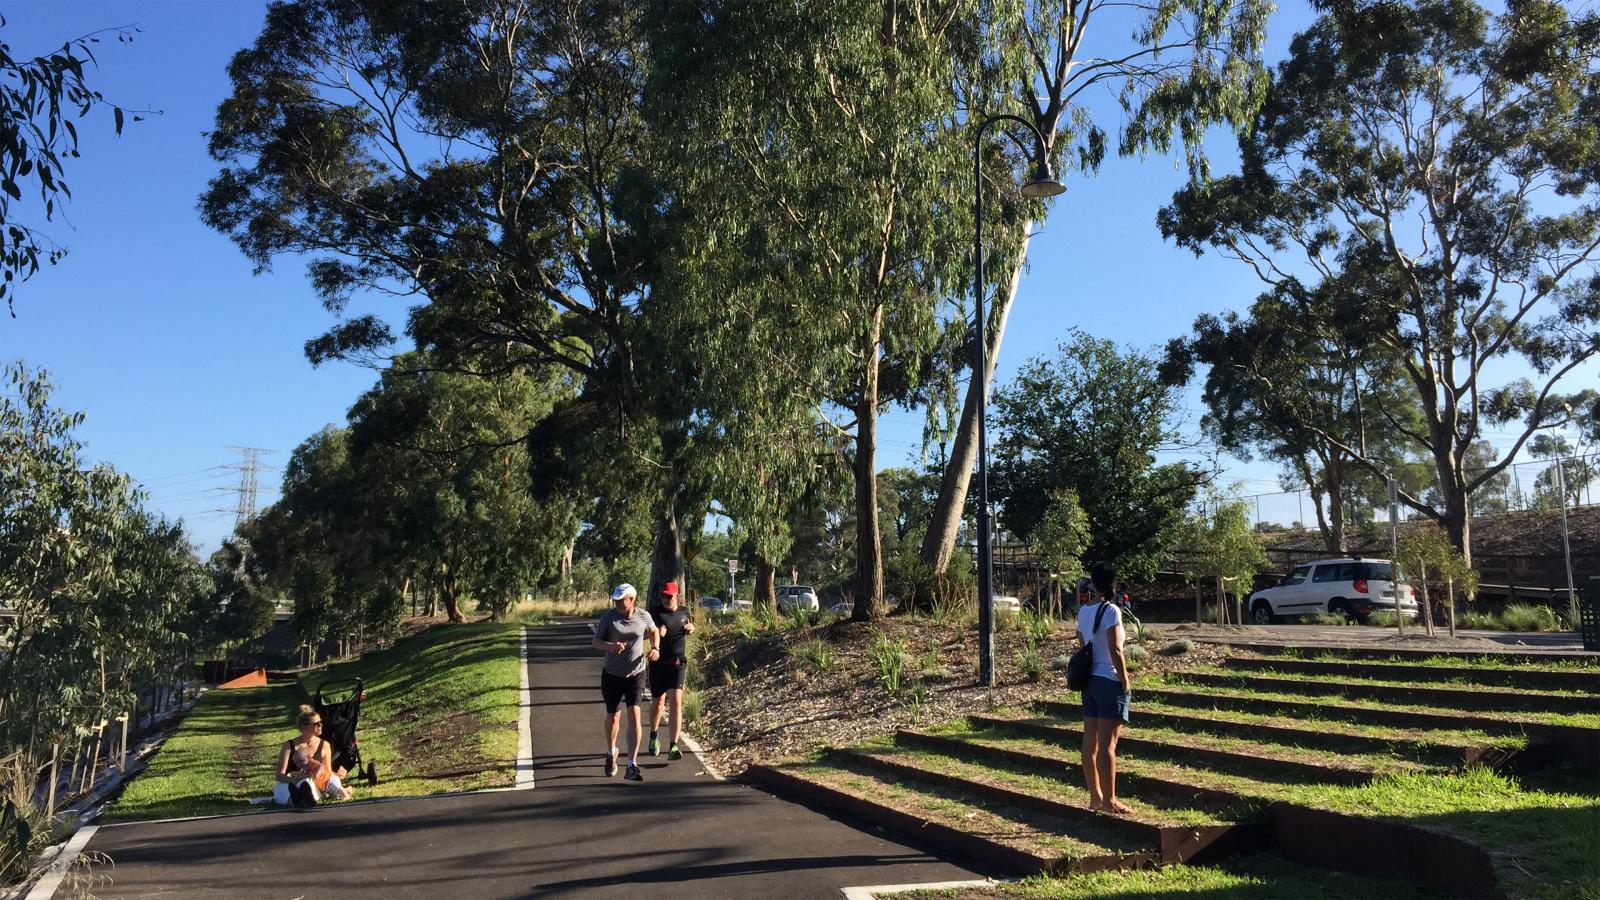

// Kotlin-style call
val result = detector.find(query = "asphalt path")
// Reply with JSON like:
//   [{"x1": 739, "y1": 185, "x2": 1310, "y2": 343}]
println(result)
[{"x1": 76, "y1": 623, "x2": 980, "y2": 899}]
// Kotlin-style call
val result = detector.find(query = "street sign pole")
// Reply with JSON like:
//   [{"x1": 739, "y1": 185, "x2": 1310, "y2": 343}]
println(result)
[{"x1": 1556, "y1": 460, "x2": 1579, "y2": 627}]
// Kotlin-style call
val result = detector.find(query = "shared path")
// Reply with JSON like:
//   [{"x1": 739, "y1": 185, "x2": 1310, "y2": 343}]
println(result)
[{"x1": 70, "y1": 622, "x2": 980, "y2": 898}]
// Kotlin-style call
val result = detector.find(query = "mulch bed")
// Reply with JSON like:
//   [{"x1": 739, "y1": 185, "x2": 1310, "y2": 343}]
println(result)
[{"x1": 691, "y1": 618, "x2": 1229, "y2": 776}]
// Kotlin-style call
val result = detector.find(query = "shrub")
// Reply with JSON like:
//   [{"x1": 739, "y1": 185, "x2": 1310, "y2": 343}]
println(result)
[
  {"x1": 1124, "y1": 644, "x2": 1148, "y2": 662},
  {"x1": 994, "y1": 609, "x2": 1022, "y2": 632},
  {"x1": 681, "y1": 689, "x2": 703, "y2": 726},
  {"x1": 1021, "y1": 610, "x2": 1056, "y2": 643},
  {"x1": 1458, "y1": 610, "x2": 1500, "y2": 630},
  {"x1": 1369, "y1": 611, "x2": 1400, "y2": 627},
  {"x1": 867, "y1": 630, "x2": 910, "y2": 696},
  {"x1": 786, "y1": 607, "x2": 823, "y2": 630},
  {"x1": 1161, "y1": 639, "x2": 1194, "y2": 656},
  {"x1": 1016, "y1": 638, "x2": 1046, "y2": 682},
  {"x1": 1501, "y1": 603, "x2": 1562, "y2": 632},
  {"x1": 1050, "y1": 653, "x2": 1072, "y2": 671},
  {"x1": 731, "y1": 614, "x2": 763, "y2": 641},
  {"x1": 789, "y1": 638, "x2": 836, "y2": 673},
  {"x1": 887, "y1": 551, "x2": 976, "y2": 620}
]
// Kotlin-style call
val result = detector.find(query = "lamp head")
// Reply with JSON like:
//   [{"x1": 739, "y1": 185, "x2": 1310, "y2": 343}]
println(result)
[{"x1": 1022, "y1": 159, "x2": 1065, "y2": 198}]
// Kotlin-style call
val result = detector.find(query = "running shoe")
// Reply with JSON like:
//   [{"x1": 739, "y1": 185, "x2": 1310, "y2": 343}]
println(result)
[
  {"x1": 604, "y1": 753, "x2": 618, "y2": 777},
  {"x1": 624, "y1": 762, "x2": 643, "y2": 781},
  {"x1": 668, "y1": 744, "x2": 683, "y2": 762},
  {"x1": 648, "y1": 733, "x2": 660, "y2": 756}
]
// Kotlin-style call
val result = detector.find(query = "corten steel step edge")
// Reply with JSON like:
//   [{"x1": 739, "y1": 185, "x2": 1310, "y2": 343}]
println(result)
[
  {"x1": 1034, "y1": 700, "x2": 1498, "y2": 769},
  {"x1": 1222, "y1": 654, "x2": 1600, "y2": 693},
  {"x1": 833, "y1": 747, "x2": 1261, "y2": 865},
  {"x1": 895, "y1": 729, "x2": 1261, "y2": 815},
  {"x1": 1133, "y1": 685, "x2": 1600, "y2": 775},
  {"x1": 970, "y1": 714, "x2": 1377, "y2": 787},
  {"x1": 1221, "y1": 640, "x2": 1599, "y2": 667},
  {"x1": 1175, "y1": 670, "x2": 1596, "y2": 715},
  {"x1": 742, "y1": 764, "x2": 1159, "y2": 876},
  {"x1": 1269, "y1": 802, "x2": 1503, "y2": 899}
]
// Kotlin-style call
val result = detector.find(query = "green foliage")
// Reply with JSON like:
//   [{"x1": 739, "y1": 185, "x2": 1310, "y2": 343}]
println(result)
[
  {"x1": 0, "y1": 19, "x2": 142, "y2": 315},
  {"x1": 993, "y1": 331, "x2": 1198, "y2": 581},
  {"x1": 1159, "y1": 0, "x2": 1600, "y2": 559},
  {"x1": 867, "y1": 631, "x2": 911, "y2": 697},
  {"x1": 681, "y1": 689, "x2": 703, "y2": 727},
  {"x1": 789, "y1": 639, "x2": 837, "y2": 675},
  {"x1": 1, "y1": 364, "x2": 220, "y2": 821},
  {"x1": 1177, "y1": 490, "x2": 1270, "y2": 620},
  {"x1": 1019, "y1": 610, "x2": 1056, "y2": 644},
  {"x1": 1501, "y1": 604, "x2": 1565, "y2": 633},
  {"x1": 1162, "y1": 639, "x2": 1195, "y2": 656},
  {"x1": 1029, "y1": 488, "x2": 1090, "y2": 584},
  {"x1": 1016, "y1": 638, "x2": 1047, "y2": 683}
]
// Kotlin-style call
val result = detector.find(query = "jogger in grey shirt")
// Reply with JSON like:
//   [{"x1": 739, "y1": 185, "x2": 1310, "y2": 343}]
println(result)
[{"x1": 591, "y1": 584, "x2": 658, "y2": 780}]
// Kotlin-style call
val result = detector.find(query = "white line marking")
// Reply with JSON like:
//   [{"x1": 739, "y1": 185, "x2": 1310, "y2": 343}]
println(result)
[
  {"x1": 677, "y1": 733, "x2": 724, "y2": 781},
  {"x1": 24, "y1": 824, "x2": 99, "y2": 900},
  {"x1": 516, "y1": 624, "x2": 536, "y2": 789},
  {"x1": 840, "y1": 879, "x2": 997, "y2": 899}
]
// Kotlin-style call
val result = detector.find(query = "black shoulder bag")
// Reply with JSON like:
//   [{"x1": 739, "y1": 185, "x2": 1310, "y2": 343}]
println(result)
[{"x1": 1066, "y1": 601, "x2": 1110, "y2": 692}]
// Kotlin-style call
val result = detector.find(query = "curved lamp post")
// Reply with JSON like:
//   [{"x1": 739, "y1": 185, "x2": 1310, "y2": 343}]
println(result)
[{"x1": 974, "y1": 114, "x2": 1063, "y2": 687}]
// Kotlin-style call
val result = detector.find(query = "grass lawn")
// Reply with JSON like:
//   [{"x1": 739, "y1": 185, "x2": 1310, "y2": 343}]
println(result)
[
  {"x1": 906, "y1": 854, "x2": 1443, "y2": 899},
  {"x1": 106, "y1": 622, "x2": 523, "y2": 823}
]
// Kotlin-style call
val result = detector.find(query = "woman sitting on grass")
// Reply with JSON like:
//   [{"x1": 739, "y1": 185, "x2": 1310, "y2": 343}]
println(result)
[
  {"x1": 1077, "y1": 561, "x2": 1132, "y2": 814},
  {"x1": 273, "y1": 705, "x2": 354, "y2": 806}
]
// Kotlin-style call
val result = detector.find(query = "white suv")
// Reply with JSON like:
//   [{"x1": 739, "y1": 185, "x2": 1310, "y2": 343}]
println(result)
[
  {"x1": 1247, "y1": 558, "x2": 1418, "y2": 624},
  {"x1": 777, "y1": 584, "x2": 820, "y2": 612}
]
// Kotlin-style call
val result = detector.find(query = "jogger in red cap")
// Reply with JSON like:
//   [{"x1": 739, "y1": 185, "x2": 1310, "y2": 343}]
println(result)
[{"x1": 647, "y1": 581, "x2": 694, "y2": 760}]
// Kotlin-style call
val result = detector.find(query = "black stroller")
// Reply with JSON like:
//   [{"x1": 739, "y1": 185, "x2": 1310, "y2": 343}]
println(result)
[{"x1": 315, "y1": 678, "x2": 379, "y2": 786}]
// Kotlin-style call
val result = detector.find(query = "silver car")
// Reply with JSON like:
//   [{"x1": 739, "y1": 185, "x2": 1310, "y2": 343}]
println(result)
[
  {"x1": 1248, "y1": 558, "x2": 1418, "y2": 624},
  {"x1": 777, "y1": 584, "x2": 820, "y2": 612}
]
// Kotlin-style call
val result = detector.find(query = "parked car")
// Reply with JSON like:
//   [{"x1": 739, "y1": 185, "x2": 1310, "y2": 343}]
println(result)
[
  {"x1": 698, "y1": 596, "x2": 729, "y2": 615},
  {"x1": 777, "y1": 584, "x2": 820, "y2": 612},
  {"x1": 1246, "y1": 558, "x2": 1418, "y2": 624},
  {"x1": 991, "y1": 595, "x2": 1022, "y2": 614},
  {"x1": 826, "y1": 600, "x2": 854, "y2": 617}
]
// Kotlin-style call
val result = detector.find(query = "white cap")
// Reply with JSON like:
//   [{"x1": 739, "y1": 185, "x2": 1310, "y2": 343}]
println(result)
[{"x1": 610, "y1": 583, "x2": 637, "y2": 601}]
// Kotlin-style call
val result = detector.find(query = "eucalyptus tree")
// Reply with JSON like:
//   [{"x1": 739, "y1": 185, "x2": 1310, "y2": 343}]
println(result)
[
  {"x1": 918, "y1": 0, "x2": 1274, "y2": 578},
  {"x1": 202, "y1": 0, "x2": 701, "y2": 595},
  {"x1": 1160, "y1": 0, "x2": 1600, "y2": 563},
  {"x1": 0, "y1": 18, "x2": 142, "y2": 316}
]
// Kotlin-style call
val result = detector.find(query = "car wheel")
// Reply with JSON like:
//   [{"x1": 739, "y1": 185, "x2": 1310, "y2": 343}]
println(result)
[
  {"x1": 1327, "y1": 599, "x2": 1355, "y2": 624},
  {"x1": 1251, "y1": 599, "x2": 1276, "y2": 625}
]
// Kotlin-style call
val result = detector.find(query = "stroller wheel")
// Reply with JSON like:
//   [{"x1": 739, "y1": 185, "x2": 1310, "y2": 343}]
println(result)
[{"x1": 364, "y1": 762, "x2": 379, "y2": 786}]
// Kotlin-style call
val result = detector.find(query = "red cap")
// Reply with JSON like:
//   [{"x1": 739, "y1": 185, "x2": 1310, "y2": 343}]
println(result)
[{"x1": 660, "y1": 581, "x2": 680, "y2": 598}]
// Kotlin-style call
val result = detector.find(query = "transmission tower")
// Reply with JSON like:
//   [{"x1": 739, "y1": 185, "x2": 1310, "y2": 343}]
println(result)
[{"x1": 224, "y1": 446, "x2": 272, "y2": 529}]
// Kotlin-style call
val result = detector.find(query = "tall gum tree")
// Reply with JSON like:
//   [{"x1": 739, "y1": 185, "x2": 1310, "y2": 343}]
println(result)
[
  {"x1": 1159, "y1": 0, "x2": 1600, "y2": 563},
  {"x1": 918, "y1": 0, "x2": 1274, "y2": 577},
  {"x1": 200, "y1": 0, "x2": 703, "y2": 591}
]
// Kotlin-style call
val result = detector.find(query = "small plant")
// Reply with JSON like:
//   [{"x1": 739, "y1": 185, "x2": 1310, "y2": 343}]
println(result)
[
  {"x1": 786, "y1": 607, "x2": 823, "y2": 630},
  {"x1": 731, "y1": 614, "x2": 763, "y2": 641},
  {"x1": 1458, "y1": 610, "x2": 1499, "y2": 630},
  {"x1": 1016, "y1": 637, "x2": 1047, "y2": 682},
  {"x1": 915, "y1": 648, "x2": 946, "y2": 680},
  {"x1": 994, "y1": 608, "x2": 1022, "y2": 632},
  {"x1": 789, "y1": 638, "x2": 836, "y2": 674},
  {"x1": 907, "y1": 680, "x2": 930, "y2": 724},
  {"x1": 1369, "y1": 610, "x2": 1400, "y2": 627},
  {"x1": 1021, "y1": 609, "x2": 1056, "y2": 643},
  {"x1": 1161, "y1": 638, "x2": 1194, "y2": 656},
  {"x1": 718, "y1": 659, "x2": 739, "y2": 685},
  {"x1": 1501, "y1": 603, "x2": 1562, "y2": 632},
  {"x1": 681, "y1": 689, "x2": 703, "y2": 725},
  {"x1": 1050, "y1": 653, "x2": 1072, "y2": 671},
  {"x1": 1124, "y1": 643, "x2": 1148, "y2": 671},
  {"x1": 867, "y1": 630, "x2": 910, "y2": 696}
]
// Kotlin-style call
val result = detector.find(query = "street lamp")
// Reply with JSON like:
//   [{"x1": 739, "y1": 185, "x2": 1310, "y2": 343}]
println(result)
[{"x1": 973, "y1": 113, "x2": 1062, "y2": 687}]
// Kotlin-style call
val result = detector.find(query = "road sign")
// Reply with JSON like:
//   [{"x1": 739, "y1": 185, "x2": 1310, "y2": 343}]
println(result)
[{"x1": 726, "y1": 558, "x2": 739, "y2": 574}]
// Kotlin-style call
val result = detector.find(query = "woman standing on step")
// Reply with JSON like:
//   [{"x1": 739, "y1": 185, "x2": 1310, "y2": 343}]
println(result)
[{"x1": 1077, "y1": 561, "x2": 1132, "y2": 814}]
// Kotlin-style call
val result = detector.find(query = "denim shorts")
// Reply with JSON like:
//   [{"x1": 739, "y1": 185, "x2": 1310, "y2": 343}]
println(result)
[{"x1": 1081, "y1": 676, "x2": 1130, "y2": 723}]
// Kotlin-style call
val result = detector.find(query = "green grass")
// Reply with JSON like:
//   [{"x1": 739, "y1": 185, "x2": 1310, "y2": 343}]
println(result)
[
  {"x1": 1294, "y1": 652, "x2": 1599, "y2": 672},
  {"x1": 905, "y1": 854, "x2": 1443, "y2": 898},
  {"x1": 1127, "y1": 697, "x2": 1525, "y2": 754},
  {"x1": 107, "y1": 684, "x2": 301, "y2": 822},
  {"x1": 107, "y1": 623, "x2": 523, "y2": 822},
  {"x1": 1169, "y1": 665, "x2": 1600, "y2": 702},
  {"x1": 300, "y1": 623, "x2": 523, "y2": 796}
]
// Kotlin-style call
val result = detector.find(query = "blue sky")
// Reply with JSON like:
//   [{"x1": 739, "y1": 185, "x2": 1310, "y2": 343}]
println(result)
[{"x1": 3, "y1": 1, "x2": 1587, "y2": 554}]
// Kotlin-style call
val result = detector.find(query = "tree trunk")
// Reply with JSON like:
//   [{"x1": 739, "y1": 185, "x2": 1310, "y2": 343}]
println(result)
[
  {"x1": 1440, "y1": 494, "x2": 1472, "y2": 568},
  {"x1": 920, "y1": 221, "x2": 1033, "y2": 576},
  {"x1": 441, "y1": 570, "x2": 465, "y2": 622},
  {"x1": 646, "y1": 492, "x2": 684, "y2": 614},
  {"x1": 559, "y1": 541, "x2": 574, "y2": 599},
  {"x1": 851, "y1": 312, "x2": 887, "y2": 621},
  {"x1": 755, "y1": 555, "x2": 777, "y2": 616},
  {"x1": 1325, "y1": 459, "x2": 1348, "y2": 555}
]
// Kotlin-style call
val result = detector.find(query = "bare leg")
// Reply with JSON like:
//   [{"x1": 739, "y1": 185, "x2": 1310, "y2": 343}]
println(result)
[
  {"x1": 667, "y1": 688, "x2": 683, "y2": 747},
  {"x1": 626, "y1": 703, "x2": 643, "y2": 762},
  {"x1": 1096, "y1": 719, "x2": 1130, "y2": 813},
  {"x1": 1081, "y1": 717, "x2": 1104, "y2": 808},
  {"x1": 651, "y1": 692, "x2": 667, "y2": 735},
  {"x1": 605, "y1": 710, "x2": 620, "y2": 757}
]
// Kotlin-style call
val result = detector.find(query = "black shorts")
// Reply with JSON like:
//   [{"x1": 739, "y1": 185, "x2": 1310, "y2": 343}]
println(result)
[
  {"x1": 601, "y1": 670, "x2": 644, "y2": 713},
  {"x1": 648, "y1": 658, "x2": 687, "y2": 694}
]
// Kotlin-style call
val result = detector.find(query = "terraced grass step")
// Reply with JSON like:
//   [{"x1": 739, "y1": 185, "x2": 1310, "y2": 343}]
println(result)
[
  {"x1": 1135, "y1": 683, "x2": 1544, "y2": 736},
  {"x1": 1224, "y1": 654, "x2": 1600, "y2": 692},
  {"x1": 745, "y1": 758, "x2": 1158, "y2": 875},
  {"x1": 896, "y1": 729, "x2": 1262, "y2": 818},
  {"x1": 833, "y1": 746, "x2": 1262, "y2": 864},
  {"x1": 1034, "y1": 699, "x2": 1515, "y2": 770},
  {"x1": 969, "y1": 713, "x2": 1387, "y2": 786},
  {"x1": 1174, "y1": 668, "x2": 1598, "y2": 716},
  {"x1": 1227, "y1": 640, "x2": 1600, "y2": 668}
]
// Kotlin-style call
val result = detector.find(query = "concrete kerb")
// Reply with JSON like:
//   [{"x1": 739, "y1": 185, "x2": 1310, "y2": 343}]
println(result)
[
  {"x1": 21, "y1": 824, "x2": 98, "y2": 900},
  {"x1": 517, "y1": 624, "x2": 535, "y2": 788},
  {"x1": 839, "y1": 879, "x2": 1001, "y2": 899}
]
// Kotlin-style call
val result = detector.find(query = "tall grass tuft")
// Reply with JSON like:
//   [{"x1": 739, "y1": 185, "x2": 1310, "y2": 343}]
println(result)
[
  {"x1": 789, "y1": 638, "x2": 836, "y2": 673},
  {"x1": 867, "y1": 630, "x2": 910, "y2": 696},
  {"x1": 1501, "y1": 603, "x2": 1563, "y2": 632},
  {"x1": 1016, "y1": 637, "x2": 1046, "y2": 682}
]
